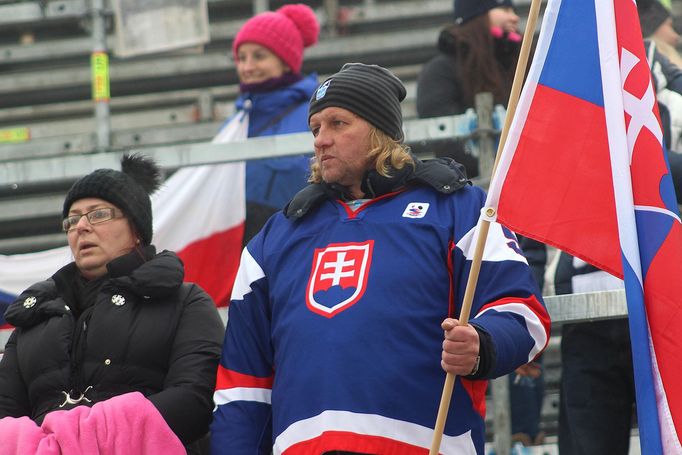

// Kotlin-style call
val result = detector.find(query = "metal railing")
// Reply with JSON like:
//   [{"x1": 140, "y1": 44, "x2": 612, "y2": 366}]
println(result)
[
  {"x1": 0, "y1": 106, "x2": 491, "y2": 252},
  {"x1": 490, "y1": 290, "x2": 626, "y2": 455}
]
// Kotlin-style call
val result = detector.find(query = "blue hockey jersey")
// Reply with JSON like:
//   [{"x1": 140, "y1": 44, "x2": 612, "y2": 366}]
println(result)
[{"x1": 211, "y1": 183, "x2": 550, "y2": 454}]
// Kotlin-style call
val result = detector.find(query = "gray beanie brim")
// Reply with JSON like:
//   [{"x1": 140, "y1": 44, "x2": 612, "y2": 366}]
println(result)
[{"x1": 308, "y1": 63, "x2": 407, "y2": 141}]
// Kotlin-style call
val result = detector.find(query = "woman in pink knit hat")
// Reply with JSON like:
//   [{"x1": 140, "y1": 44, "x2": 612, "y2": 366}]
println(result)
[{"x1": 221, "y1": 4, "x2": 320, "y2": 245}]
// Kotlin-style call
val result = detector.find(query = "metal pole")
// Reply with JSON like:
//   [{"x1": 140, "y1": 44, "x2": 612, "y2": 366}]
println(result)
[
  {"x1": 323, "y1": 0, "x2": 339, "y2": 37},
  {"x1": 492, "y1": 376, "x2": 512, "y2": 455},
  {"x1": 253, "y1": 0, "x2": 268, "y2": 14},
  {"x1": 91, "y1": 0, "x2": 111, "y2": 151},
  {"x1": 474, "y1": 92, "x2": 495, "y2": 190}
]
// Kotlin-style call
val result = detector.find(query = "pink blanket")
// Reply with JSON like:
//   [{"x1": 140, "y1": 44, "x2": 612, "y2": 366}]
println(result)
[{"x1": 0, "y1": 392, "x2": 185, "y2": 454}]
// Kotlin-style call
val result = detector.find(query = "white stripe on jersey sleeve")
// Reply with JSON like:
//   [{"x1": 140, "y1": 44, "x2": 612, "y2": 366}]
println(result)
[
  {"x1": 230, "y1": 247, "x2": 266, "y2": 301},
  {"x1": 478, "y1": 302, "x2": 548, "y2": 360},
  {"x1": 456, "y1": 222, "x2": 528, "y2": 264},
  {"x1": 213, "y1": 387, "x2": 272, "y2": 408}
]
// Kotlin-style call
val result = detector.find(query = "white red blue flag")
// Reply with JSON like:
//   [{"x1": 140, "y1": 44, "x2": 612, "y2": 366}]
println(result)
[
  {"x1": 0, "y1": 111, "x2": 248, "y2": 348},
  {"x1": 153, "y1": 111, "x2": 248, "y2": 320},
  {"x1": 485, "y1": 0, "x2": 682, "y2": 452}
]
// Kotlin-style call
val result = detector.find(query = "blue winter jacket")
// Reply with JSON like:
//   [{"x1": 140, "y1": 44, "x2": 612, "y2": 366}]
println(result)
[{"x1": 227, "y1": 73, "x2": 318, "y2": 210}]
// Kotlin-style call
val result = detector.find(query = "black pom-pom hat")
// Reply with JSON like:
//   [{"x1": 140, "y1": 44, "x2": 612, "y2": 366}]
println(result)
[{"x1": 62, "y1": 153, "x2": 162, "y2": 245}]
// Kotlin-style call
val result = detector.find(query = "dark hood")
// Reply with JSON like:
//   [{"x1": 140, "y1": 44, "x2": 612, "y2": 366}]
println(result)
[{"x1": 284, "y1": 156, "x2": 470, "y2": 220}]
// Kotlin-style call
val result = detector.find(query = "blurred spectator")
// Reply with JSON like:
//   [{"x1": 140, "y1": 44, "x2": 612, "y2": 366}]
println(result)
[
  {"x1": 639, "y1": 0, "x2": 681, "y2": 64},
  {"x1": 224, "y1": 4, "x2": 320, "y2": 244},
  {"x1": 0, "y1": 155, "x2": 224, "y2": 453},
  {"x1": 639, "y1": 0, "x2": 682, "y2": 152},
  {"x1": 555, "y1": 254, "x2": 632, "y2": 455},
  {"x1": 416, "y1": 0, "x2": 521, "y2": 178}
]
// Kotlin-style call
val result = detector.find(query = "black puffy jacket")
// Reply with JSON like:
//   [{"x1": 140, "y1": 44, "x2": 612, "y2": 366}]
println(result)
[{"x1": 0, "y1": 247, "x2": 224, "y2": 446}]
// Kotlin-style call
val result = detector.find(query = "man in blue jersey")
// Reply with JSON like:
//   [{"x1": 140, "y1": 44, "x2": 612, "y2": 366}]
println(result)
[{"x1": 211, "y1": 63, "x2": 550, "y2": 455}]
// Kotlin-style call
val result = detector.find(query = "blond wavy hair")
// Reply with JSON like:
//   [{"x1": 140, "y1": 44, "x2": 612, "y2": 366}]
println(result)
[{"x1": 308, "y1": 125, "x2": 414, "y2": 184}]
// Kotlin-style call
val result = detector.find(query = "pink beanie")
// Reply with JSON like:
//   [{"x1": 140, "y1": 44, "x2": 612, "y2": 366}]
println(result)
[{"x1": 232, "y1": 4, "x2": 320, "y2": 74}]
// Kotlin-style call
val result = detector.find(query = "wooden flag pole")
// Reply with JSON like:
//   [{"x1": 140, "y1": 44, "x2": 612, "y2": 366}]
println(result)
[{"x1": 428, "y1": 0, "x2": 543, "y2": 453}]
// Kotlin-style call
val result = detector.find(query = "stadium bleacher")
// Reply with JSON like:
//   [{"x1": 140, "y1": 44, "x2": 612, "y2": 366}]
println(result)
[{"x1": 0, "y1": 0, "x2": 460, "y2": 254}]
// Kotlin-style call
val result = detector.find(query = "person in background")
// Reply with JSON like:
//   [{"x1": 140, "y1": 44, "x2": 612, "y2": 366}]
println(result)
[
  {"x1": 417, "y1": 0, "x2": 520, "y2": 118},
  {"x1": 418, "y1": 0, "x2": 546, "y2": 447},
  {"x1": 210, "y1": 62, "x2": 550, "y2": 455},
  {"x1": 226, "y1": 3, "x2": 320, "y2": 244},
  {"x1": 0, "y1": 154, "x2": 224, "y2": 454},
  {"x1": 416, "y1": 0, "x2": 520, "y2": 178},
  {"x1": 554, "y1": 253, "x2": 633, "y2": 455},
  {"x1": 639, "y1": 0, "x2": 681, "y2": 65},
  {"x1": 638, "y1": 0, "x2": 682, "y2": 154}
]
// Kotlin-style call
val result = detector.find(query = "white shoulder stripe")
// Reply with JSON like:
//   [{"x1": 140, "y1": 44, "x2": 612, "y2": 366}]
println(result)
[
  {"x1": 456, "y1": 222, "x2": 528, "y2": 263},
  {"x1": 213, "y1": 387, "x2": 272, "y2": 408},
  {"x1": 230, "y1": 247, "x2": 266, "y2": 301},
  {"x1": 478, "y1": 302, "x2": 548, "y2": 361},
  {"x1": 273, "y1": 410, "x2": 476, "y2": 455}
]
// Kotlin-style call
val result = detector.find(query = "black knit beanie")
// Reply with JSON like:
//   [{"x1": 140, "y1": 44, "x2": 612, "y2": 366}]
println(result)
[
  {"x1": 638, "y1": 0, "x2": 671, "y2": 38},
  {"x1": 454, "y1": 0, "x2": 514, "y2": 25},
  {"x1": 308, "y1": 63, "x2": 406, "y2": 141},
  {"x1": 62, "y1": 154, "x2": 161, "y2": 245}
]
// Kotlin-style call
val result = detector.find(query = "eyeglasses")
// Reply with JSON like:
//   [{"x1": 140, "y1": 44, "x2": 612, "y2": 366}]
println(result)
[{"x1": 62, "y1": 208, "x2": 122, "y2": 232}]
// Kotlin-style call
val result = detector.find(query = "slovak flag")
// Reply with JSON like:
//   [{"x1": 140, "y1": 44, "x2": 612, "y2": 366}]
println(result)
[
  {"x1": 0, "y1": 111, "x2": 247, "y2": 344},
  {"x1": 484, "y1": 0, "x2": 682, "y2": 453}
]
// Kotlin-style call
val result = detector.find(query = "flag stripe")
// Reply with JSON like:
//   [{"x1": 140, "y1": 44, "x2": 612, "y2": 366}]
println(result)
[
  {"x1": 538, "y1": 0, "x2": 603, "y2": 107},
  {"x1": 177, "y1": 223, "x2": 244, "y2": 306}
]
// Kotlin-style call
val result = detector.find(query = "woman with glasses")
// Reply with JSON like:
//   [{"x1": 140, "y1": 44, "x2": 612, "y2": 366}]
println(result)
[{"x1": 0, "y1": 154, "x2": 224, "y2": 454}]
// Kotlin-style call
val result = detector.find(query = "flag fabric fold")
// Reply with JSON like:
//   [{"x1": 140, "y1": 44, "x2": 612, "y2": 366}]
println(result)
[
  {"x1": 154, "y1": 111, "x2": 248, "y2": 316},
  {"x1": 485, "y1": 0, "x2": 682, "y2": 452}
]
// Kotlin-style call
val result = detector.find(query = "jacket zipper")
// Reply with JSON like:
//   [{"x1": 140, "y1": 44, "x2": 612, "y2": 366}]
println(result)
[{"x1": 66, "y1": 307, "x2": 93, "y2": 401}]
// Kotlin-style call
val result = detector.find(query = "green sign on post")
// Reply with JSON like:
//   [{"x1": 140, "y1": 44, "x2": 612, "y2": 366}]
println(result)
[
  {"x1": 91, "y1": 51, "x2": 110, "y2": 102},
  {"x1": 0, "y1": 127, "x2": 30, "y2": 143}
]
